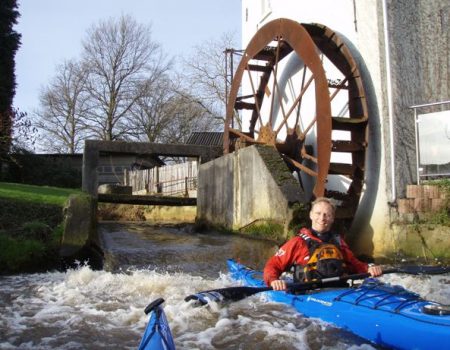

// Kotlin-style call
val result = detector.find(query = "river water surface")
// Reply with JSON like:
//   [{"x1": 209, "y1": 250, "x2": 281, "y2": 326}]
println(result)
[{"x1": 1, "y1": 222, "x2": 449, "y2": 349}]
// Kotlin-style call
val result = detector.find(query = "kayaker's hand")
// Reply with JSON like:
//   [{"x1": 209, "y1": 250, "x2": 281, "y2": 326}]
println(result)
[
  {"x1": 368, "y1": 265, "x2": 382, "y2": 277},
  {"x1": 270, "y1": 279, "x2": 287, "y2": 291}
]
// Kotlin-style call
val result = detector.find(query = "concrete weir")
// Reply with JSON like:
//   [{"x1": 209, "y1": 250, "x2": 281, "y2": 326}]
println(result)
[
  {"x1": 59, "y1": 193, "x2": 103, "y2": 269},
  {"x1": 197, "y1": 145, "x2": 306, "y2": 237}
]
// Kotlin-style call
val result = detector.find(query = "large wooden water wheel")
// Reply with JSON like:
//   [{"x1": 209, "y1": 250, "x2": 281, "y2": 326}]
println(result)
[{"x1": 224, "y1": 19, "x2": 369, "y2": 221}]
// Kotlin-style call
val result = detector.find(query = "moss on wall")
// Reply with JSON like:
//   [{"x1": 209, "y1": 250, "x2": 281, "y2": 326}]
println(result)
[
  {"x1": 256, "y1": 145, "x2": 301, "y2": 188},
  {"x1": 239, "y1": 220, "x2": 285, "y2": 241}
]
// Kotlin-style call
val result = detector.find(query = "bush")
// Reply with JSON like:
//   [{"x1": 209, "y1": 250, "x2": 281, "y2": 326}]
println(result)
[
  {"x1": 423, "y1": 179, "x2": 450, "y2": 226},
  {"x1": 0, "y1": 222, "x2": 64, "y2": 274},
  {"x1": 0, "y1": 198, "x2": 63, "y2": 231},
  {"x1": 0, "y1": 235, "x2": 46, "y2": 273},
  {"x1": 21, "y1": 221, "x2": 53, "y2": 242},
  {"x1": 1, "y1": 153, "x2": 82, "y2": 188}
]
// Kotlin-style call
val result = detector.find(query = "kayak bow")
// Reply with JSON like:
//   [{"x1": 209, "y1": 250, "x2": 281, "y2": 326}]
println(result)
[{"x1": 138, "y1": 298, "x2": 176, "y2": 350}]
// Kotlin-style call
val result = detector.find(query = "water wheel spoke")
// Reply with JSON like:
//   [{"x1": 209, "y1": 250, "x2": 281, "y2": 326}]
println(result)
[
  {"x1": 275, "y1": 73, "x2": 314, "y2": 136},
  {"x1": 301, "y1": 146, "x2": 318, "y2": 163},
  {"x1": 299, "y1": 116, "x2": 317, "y2": 141},
  {"x1": 272, "y1": 77, "x2": 290, "y2": 139},
  {"x1": 245, "y1": 62, "x2": 264, "y2": 127},
  {"x1": 229, "y1": 128, "x2": 262, "y2": 144},
  {"x1": 295, "y1": 67, "x2": 308, "y2": 127},
  {"x1": 283, "y1": 155, "x2": 318, "y2": 177}
]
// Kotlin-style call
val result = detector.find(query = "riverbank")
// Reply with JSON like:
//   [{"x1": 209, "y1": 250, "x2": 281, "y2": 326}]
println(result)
[
  {"x1": 1, "y1": 181, "x2": 449, "y2": 274},
  {"x1": 0, "y1": 182, "x2": 82, "y2": 274}
]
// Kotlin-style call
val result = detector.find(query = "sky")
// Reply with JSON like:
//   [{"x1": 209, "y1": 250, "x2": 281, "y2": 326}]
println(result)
[{"x1": 14, "y1": 0, "x2": 242, "y2": 114}]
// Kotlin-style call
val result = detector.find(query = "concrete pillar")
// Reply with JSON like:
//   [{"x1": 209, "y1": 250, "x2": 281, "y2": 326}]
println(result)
[
  {"x1": 197, "y1": 145, "x2": 306, "y2": 238},
  {"x1": 82, "y1": 140, "x2": 99, "y2": 196}
]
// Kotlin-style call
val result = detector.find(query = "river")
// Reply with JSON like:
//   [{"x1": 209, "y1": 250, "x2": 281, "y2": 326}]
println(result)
[{"x1": 1, "y1": 222, "x2": 449, "y2": 349}]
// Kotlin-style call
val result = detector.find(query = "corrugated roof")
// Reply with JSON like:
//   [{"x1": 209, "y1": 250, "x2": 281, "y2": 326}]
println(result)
[{"x1": 186, "y1": 132, "x2": 224, "y2": 147}]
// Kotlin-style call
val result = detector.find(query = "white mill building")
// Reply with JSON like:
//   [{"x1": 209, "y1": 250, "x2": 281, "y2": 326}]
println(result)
[{"x1": 198, "y1": 0, "x2": 450, "y2": 259}]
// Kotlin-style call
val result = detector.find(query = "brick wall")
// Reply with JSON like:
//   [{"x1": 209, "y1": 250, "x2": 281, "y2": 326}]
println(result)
[{"x1": 397, "y1": 185, "x2": 447, "y2": 215}]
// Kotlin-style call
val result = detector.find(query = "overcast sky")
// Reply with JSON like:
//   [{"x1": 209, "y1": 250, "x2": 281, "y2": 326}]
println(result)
[{"x1": 14, "y1": 0, "x2": 241, "y2": 114}]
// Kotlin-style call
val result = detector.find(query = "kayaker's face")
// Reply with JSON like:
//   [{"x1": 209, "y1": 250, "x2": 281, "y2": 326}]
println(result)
[{"x1": 310, "y1": 202, "x2": 335, "y2": 233}]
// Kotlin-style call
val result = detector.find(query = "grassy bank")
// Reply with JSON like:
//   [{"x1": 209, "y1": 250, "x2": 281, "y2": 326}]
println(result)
[{"x1": 0, "y1": 182, "x2": 82, "y2": 274}]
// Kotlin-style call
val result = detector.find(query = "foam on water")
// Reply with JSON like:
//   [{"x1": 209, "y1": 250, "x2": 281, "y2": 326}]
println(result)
[
  {"x1": 1, "y1": 262, "x2": 448, "y2": 349},
  {"x1": 380, "y1": 273, "x2": 450, "y2": 303},
  {"x1": 0, "y1": 264, "x2": 382, "y2": 350}
]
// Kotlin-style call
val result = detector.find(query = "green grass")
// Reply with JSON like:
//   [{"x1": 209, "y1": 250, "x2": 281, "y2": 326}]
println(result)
[
  {"x1": 424, "y1": 179, "x2": 450, "y2": 193},
  {"x1": 0, "y1": 182, "x2": 81, "y2": 274},
  {"x1": 0, "y1": 182, "x2": 82, "y2": 206},
  {"x1": 422, "y1": 179, "x2": 450, "y2": 226}
]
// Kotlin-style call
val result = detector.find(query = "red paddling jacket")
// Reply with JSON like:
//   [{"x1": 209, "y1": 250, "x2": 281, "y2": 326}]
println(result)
[{"x1": 264, "y1": 228, "x2": 368, "y2": 286}]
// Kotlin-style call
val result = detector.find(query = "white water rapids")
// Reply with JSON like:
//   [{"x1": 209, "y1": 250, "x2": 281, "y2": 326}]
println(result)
[{"x1": 0, "y1": 223, "x2": 449, "y2": 349}]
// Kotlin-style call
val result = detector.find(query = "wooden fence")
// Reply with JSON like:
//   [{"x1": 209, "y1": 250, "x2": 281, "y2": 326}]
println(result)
[{"x1": 124, "y1": 161, "x2": 198, "y2": 197}]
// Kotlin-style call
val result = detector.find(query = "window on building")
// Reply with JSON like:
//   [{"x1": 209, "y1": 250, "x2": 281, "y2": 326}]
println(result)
[{"x1": 418, "y1": 110, "x2": 450, "y2": 179}]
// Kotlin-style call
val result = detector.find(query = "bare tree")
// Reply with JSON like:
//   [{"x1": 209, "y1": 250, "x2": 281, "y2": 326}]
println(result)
[
  {"x1": 34, "y1": 60, "x2": 89, "y2": 153},
  {"x1": 181, "y1": 31, "x2": 239, "y2": 126},
  {"x1": 81, "y1": 14, "x2": 171, "y2": 141},
  {"x1": 127, "y1": 75, "x2": 219, "y2": 144},
  {"x1": 126, "y1": 75, "x2": 175, "y2": 143},
  {"x1": 162, "y1": 91, "x2": 219, "y2": 144},
  {"x1": 31, "y1": 17, "x2": 238, "y2": 153}
]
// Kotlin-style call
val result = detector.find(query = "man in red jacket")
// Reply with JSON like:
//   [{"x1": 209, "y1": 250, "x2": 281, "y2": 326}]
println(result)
[{"x1": 264, "y1": 197, "x2": 383, "y2": 290}]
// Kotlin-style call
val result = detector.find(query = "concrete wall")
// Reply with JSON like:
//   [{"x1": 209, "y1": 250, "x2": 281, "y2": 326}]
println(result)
[
  {"x1": 60, "y1": 193, "x2": 103, "y2": 269},
  {"x1": 197, "y1": 145, "x2": 304, "y2": 234},
  {"x1": 197, "y1": 152, "x2": 234, "y2": 227}
]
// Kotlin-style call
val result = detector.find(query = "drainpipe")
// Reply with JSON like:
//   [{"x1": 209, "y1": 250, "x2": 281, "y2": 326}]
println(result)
[{"x1": 382, "y1": 0, "x2": 396, "y2": 202}]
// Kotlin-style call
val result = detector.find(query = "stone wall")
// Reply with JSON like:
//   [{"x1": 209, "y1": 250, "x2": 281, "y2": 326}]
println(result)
[
  {"x1": 397, "y1": 185, "x2": 447, "y2": 221},
  {"x1": 389, "y1": 184, "x2": 449, "y2": 261}
]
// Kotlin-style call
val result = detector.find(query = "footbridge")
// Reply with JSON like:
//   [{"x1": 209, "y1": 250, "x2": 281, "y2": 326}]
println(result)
[{"x1": 82, "y1": 140, "x2": 222, "y2": 205}]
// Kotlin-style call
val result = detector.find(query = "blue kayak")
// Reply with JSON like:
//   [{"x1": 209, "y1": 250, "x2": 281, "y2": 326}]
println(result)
[
  {"x1": 138, "y1": 298, "x2": 176, "y2": 350},
  {"x1": 227, "y1": 258, "x2": 450, "y2": 350}
]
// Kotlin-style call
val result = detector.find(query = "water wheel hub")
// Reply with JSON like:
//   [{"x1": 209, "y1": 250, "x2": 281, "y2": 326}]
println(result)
[{"x1": 257, "y1": 124, "x2": 277, "y2": 145}]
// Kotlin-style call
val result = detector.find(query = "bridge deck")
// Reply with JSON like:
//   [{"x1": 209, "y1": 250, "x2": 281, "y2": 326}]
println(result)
[{"x1": 97, "y1": 194, "x2": 196, "y2": 206}]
